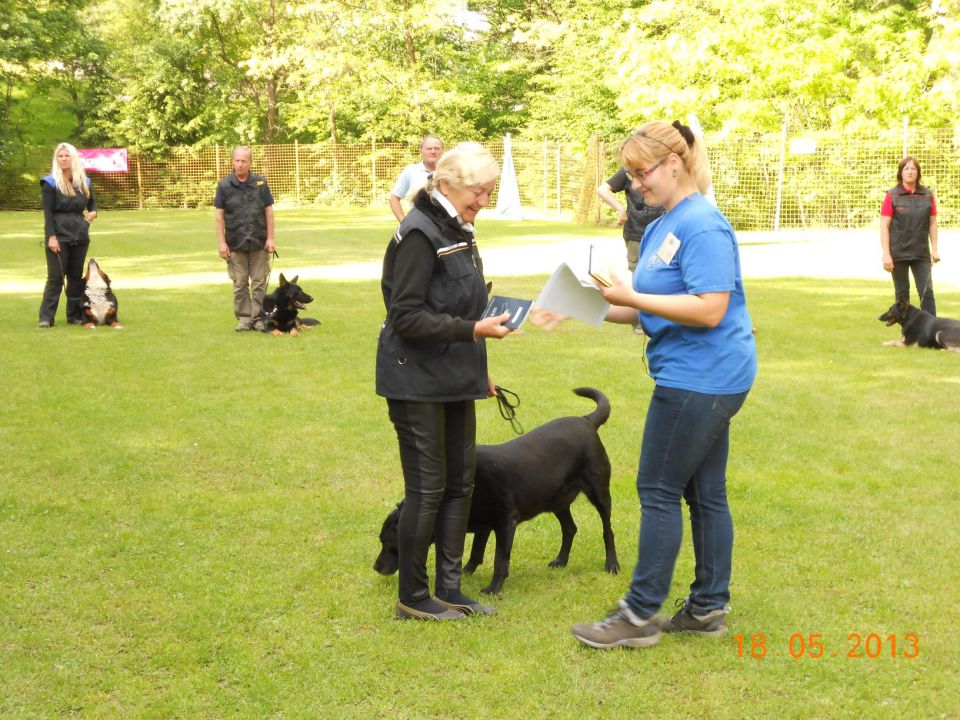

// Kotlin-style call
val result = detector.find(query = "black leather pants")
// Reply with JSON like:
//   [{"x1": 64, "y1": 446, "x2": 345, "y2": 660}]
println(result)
[{"x1": 387, "y1": 398, "x2": 476, "y2": 604}]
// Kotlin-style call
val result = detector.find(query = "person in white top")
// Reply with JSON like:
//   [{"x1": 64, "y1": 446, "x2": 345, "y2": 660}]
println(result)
[{"x1": 389, "y1": 135, "x2": 443, "y2": 222}]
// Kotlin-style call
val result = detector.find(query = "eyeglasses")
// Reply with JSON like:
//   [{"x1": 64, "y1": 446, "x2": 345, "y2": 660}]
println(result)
[{"x1": 625, "y1": 160, "x2": 663, "y2": 182}]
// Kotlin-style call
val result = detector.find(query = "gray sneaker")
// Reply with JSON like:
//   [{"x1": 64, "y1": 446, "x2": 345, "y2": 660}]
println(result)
[
  {"x1": 571, "y1": 601, "x2": 661, "y2": 649},
  {"x1": 235, "y1": 320, "x2": 252, "y2": 332},
  {"x1": 663, "y1": 600, "x2": 728, "y2": 636}
]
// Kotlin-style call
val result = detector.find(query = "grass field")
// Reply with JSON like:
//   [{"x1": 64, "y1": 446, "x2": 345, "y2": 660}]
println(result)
[{"x1": 2, "y1": 209, "x2": 958, "y2": 719}]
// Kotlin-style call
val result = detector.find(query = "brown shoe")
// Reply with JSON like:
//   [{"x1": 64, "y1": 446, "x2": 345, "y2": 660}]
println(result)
[
  {"x1": 396, "y1": 598, "x2": 465, "y2": 621},
  {"x1": 571, "y1": 601, "x2": 661, "y2": 649},
  {"x1": 662, "y1": 600, "x2": 728, "y2": 636}
]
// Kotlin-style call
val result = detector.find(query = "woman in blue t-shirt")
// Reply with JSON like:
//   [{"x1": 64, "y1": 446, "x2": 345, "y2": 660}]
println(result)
[{"x1": 572, "y1": 121, "x2": 757, "y2": 650}]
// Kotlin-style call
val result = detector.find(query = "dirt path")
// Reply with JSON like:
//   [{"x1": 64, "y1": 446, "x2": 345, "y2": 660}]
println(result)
[{"x1": 3, "y1": 229, "x2": 958, "y2": 293}]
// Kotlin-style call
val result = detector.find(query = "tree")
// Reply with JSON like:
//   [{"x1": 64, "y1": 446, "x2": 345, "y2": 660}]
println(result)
[{"x1": 0, "y1": 0, "x2": 109, "y2": 150}]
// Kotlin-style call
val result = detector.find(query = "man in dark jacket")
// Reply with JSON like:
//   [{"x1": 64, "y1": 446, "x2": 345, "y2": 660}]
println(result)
[
  {"x1": 214, "y1": 146, "x2": 276, "y2": 331},
  {"x1": 597, "y1": 168, "x2": 664, "y2": 272}
]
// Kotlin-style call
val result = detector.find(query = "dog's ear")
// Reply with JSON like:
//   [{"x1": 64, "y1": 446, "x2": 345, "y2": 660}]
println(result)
[
  {"x1": 897, "y1": 298, "x2": 910, "y2": 316},
  {"x1": 290, "y1": 275, "x2": 299, "y2": 284},
  {"x1": 486, "y1": 281, "x2": 493, "y2": 297},
  {"x1": 278, "y1": 273, "x2": 288, "y2": 286}
]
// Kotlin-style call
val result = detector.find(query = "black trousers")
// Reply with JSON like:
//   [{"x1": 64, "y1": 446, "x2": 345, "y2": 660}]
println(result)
[
  {"x1": 387, "y1": 398, "x2": 476, "y2": 604},
  {"x1": 39, "y1": 241, "x2": 89, "y2": 325},
  {"x1": 892, "y1": 258, "x2": 936, "y2": 316}
]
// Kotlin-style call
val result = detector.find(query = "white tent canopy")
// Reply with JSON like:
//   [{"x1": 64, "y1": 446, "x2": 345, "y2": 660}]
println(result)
[{"x1": 492, "y1": 133, "x2": 523, "y2": 220}]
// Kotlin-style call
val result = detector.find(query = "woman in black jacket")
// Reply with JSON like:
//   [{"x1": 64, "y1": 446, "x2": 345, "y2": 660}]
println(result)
[
  {"x1": 880, "y1": 156, "x2": 940, "y2": 315},
  {"x1": 377, "y1": 142, "x2": 512, "y2": 621},
  {"x1": 38, "y1": 142, "x2": 97, "y2": 328}
]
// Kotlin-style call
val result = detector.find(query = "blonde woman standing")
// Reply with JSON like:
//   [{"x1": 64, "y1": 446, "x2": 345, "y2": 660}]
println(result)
[
  {"x1": 39, "y1": 142, "x2": 97, "y2": 328},
  {"x1": 572, "y1": 121, "x2": 757, "y2": 649}
]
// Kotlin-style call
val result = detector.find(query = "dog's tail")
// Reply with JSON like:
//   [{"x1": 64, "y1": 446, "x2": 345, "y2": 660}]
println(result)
[{"x1": 574, "y1": 387, "x2": 610, "y2": 429}]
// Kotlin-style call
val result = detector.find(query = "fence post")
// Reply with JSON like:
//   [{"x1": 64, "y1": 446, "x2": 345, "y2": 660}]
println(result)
[
  {"x1": 294, "y1": 140, "x2": 302, "y2": 207},
  {"x1": 595, "y1": 137, "x2": 602, "y2": 223},
  {"x1": 135, "y1": 151, "x2": 144, "y2": 210},
  {"x1": 371, "y1": 137, "x2": 377, "y2": 207},
  {"x1": 774, "y1": 122, "x2": 786, "y2": 232},
  {"x1": 555, "y1": 140, "x2": 561, "y2": 214},
  {"x1": 902, "y1": 115, "x2": 908, "y2": 158},
  {"x1": 542, "y1": 137, "x2": 548, "y2": 215}
]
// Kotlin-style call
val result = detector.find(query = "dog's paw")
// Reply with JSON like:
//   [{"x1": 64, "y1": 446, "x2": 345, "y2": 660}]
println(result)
[
  {"x1": 605, "y1": 561, "x2": 620, "y2": 575},
  {"x1": 463, "y1": 562, "x2": 479, "y2": 575},
  {"x1": 479, "y1": 584, "x2": 501, "y2": 595},
  {"x1": 271, "y1": 329, "x2": 283, "y2": 336},
  {"x1": 290, "y1": 329, "x2": 301, "y2": 337},
  {"x1": 547, "y1": 557, "x2": 569, "y2": 569},
  {"x1": 83, "y1": 323, "x2": 96, "y2": 329}
]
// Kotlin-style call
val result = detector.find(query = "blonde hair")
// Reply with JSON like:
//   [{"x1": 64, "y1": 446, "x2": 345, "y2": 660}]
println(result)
[
  {"x1": 620, "y1": 122, "x2": 711, "y2": 195},
  {"x1": 426, "y1": 142, "x2": 500, "y2": 194},
  {"x1": 50, "y1": 142, "x2": 90, "y2": 198}
]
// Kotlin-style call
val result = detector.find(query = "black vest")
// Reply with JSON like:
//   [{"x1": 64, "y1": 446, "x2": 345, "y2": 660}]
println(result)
[
  {"x1": 888, "y1": 185, "x2": 933, "y2": 262},
  {"x1": 376, "y1": 195, "x2": 489, "y2": 402},
  {"x1": 217, "y1": 173, "x2": 269, "y2": 251}
]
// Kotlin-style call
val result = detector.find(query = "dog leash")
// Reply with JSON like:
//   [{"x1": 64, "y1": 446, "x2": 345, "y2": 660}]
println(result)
[
  {"x1": 41, "y1": 240, "x2": 67, "y2": 279},
  {"x1": 494, "y1": 385, "x2": 523, "y2": 435},
  {"x1": 264, "y1": 249, "x2": 279, "y2": 293}
]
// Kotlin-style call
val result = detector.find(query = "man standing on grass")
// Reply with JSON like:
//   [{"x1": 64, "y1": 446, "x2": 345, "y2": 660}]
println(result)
[
  {"x1": 389, "y1": 135, "x2": 443, "y2": 222},
  {"x1": 214, "y1": 146, "x2": 276, "y2": 332}
]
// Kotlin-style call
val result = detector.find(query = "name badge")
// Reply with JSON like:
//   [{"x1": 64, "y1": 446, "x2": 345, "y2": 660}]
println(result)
[{"x1": 656, "y1": 232, "x2": 681, "y2": 265}]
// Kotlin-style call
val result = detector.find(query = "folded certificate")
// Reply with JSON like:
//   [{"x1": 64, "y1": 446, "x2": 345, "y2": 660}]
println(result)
[
  {"x1": 482, "y1": 295, "x2": 533, "y2": 330},
  {"x1": 534, "y1": 262, "x2": 610, "y2": 326}
]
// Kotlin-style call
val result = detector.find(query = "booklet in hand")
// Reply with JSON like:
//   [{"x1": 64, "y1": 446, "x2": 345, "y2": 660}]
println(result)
[
  {"x1": 588, "y1": 244, "x2": 612, "y2": 287},
  {"x1": 482, "y1": 295, "x2": 533, "y2": 330}
]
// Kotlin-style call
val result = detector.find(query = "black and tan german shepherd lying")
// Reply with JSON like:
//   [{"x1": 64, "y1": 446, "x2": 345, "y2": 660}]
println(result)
[
  {"x1": 374, "y1": 387, "x2": 619, "y2": 595},
  {"x1": 261, "y1": 274, "x2": 319, "y2": 336},
  {"x1": 81, "y1": 258, "x2": 122, "y2": 329},
  {"x1": 879, "y1": 300, "x2": 960, "y2": 351}
]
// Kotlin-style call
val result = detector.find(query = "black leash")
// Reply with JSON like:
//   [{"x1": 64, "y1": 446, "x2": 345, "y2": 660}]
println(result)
[
  {"x1": 41, "y1": 240, "x2": 67, "y2": 280},
  {"x1": 264, "y1": 249, "x2": 278, "y2": 293},
  {"x1": 494, "y1": 385, "x2": 523, "y2": 435}
]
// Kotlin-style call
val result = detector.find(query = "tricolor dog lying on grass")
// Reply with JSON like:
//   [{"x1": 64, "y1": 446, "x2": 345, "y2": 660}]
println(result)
[
  {"x1": 260, "y1": 274, "x2": 319, "y2": 336},
  {"x1": 879, "y1": 300, "x2": 960, "y2": 351}
]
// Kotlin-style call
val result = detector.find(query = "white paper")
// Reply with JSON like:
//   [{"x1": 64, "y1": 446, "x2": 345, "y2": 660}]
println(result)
[{"x1": 534, "y1": 262, "x2": 610, "y2": 326}]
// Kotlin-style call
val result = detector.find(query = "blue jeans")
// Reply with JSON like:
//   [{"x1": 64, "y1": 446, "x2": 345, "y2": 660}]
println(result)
[{"x1": 625, "y1": 385, "x2": 749, "y2": 618}]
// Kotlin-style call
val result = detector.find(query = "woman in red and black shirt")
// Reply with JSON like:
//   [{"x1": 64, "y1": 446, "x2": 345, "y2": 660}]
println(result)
[{"x1": 880, "y1": 156, "x2": 940, "y2": 315}]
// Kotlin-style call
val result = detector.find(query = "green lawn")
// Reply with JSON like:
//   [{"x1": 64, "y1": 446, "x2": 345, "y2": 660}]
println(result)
[{"x1": 1, "y1": 209, "x2": 958, "y2": 719}]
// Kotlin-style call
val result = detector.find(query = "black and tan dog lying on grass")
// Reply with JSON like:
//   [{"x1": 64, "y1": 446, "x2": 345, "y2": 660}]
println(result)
[
  {"x1": 81, "y1": 258, "x2": 122, "y2": 329},
  {"x1": 374, "y1": 387, "x2": 619, "y2": 595},
  {"x1": 260, "y1": 274, "x2": 319, "y2": 336},
  {"x1": 879, "y1": 300, "x2": 960, "y2": 351}
]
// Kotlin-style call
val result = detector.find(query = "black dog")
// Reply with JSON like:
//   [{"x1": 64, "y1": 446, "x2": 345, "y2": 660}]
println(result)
[
  {"x1": 261, "y1": 273, "x2": 318, "y2": 335},
  {"x1": 879, "y1": 299, "x2": 960, "y2": 351},
  {"x1": 374, "y1": 387, "x2": 619, "y2": 594},
  {"x1": 81, "y1": 258, "x2": 122, "y2": 329}
]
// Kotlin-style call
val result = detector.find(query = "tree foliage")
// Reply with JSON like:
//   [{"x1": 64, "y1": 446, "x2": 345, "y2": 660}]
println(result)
[{"x1": 2, "y1": 0, "x2": 958, "y2": 152}]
